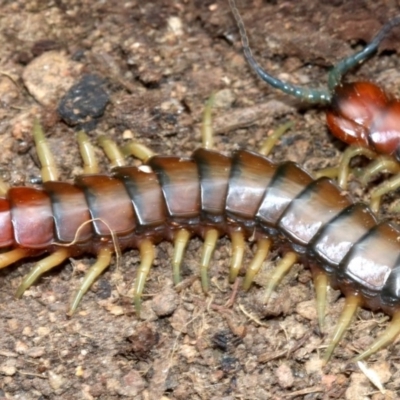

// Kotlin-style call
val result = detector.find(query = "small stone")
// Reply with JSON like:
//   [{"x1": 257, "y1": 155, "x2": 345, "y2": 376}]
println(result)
[
  {"x1": 48, "y1": 370, "x2": 65, "y2": 390},
  {"x1": 151, "y1": 288, "x2": 178, "y2": 317},
  {"x1": 118, "y1": 370, "x2": 146, "y2": 397},
  {"x1": 22, "y1": 51, "x2": 83, "y2": 106},
  {"x1": 275, "y1": 362, "x2": 294, "y2": 389},
  {"x1": 27, "y1": 346, "x2": 45, "y2": 358},
  {"x1": 1, "y1": 364, "x2": 16, "y2": 376},
  {"x1": 296, "y1": 299, "x2": 317, "y2": 321},
  {"x1": 57, "y1": 74, "x2": 109, "y2": 131}
]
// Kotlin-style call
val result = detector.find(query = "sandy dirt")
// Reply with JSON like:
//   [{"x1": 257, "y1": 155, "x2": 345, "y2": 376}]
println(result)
[{"x1": 1, "y1": 0, "x2": 400, "y2": 399}]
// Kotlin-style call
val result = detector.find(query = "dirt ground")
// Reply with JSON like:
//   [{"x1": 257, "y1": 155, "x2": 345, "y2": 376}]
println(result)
[{"x1": 1, "y1": 0, "x2": 400, "y2": 399}]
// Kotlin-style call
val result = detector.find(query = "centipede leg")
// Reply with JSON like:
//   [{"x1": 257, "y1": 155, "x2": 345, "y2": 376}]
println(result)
[
  {"x1": 353, "y1": 311, "x2": 400, "y2": 361},
  {"x1": 242, "y1": 237, "x2": 271, "y2": 290},
  {"x1": 15, "y1": 248, "x2": 70, "y2": 298},
  {"x1": 98, "y1": 136, "x2": 126, "y2": 168},
  {"x1": 315, "y1": 146, "x2": 377, "y2": 188},
  {"x1": 370, "y1": 174, "x2": 400, "y2": 213},
  {"x1": 33, "y1": 119, "x2": 59, "y2": 182},
  {"x1": 357, "y1": 157, "x2": 400, "y2": 186},
  {"x1": 201, "y1": 94, "x2": 214, "y2": 150},
  {"x1": 0, "y1": 249, "x2": 31, "y2": 269},
  {"x1": 200, "y1": 228, "x2": 219, "y2": 293},
  {"x1": 77, "y1": 131, "x2": 99, "y2": 174},
  {"x1": 67, "y1": 247, "x2": 113, "y2": 316},
  {"x1": 122, "y1": 142, "x2": 155, "y2": 162},
  {"x1": 172, "y1": 228, "x2": 191, "y2": 284},
  {"x1": 263, "y1": 251, "x2": 298, "y2": 302},
  {"x1": 312, "y1": 268, "x2": 329, "y2": 330},
  {"x1": 323, "y1": 294, "x2": 361, "y2": 364},
  {"x1": 229, "y1": 230, "x2": 246, "y2": 283},
  {"x1": 259, "y1": 121, "x2": 294, "y2": 156},
  {"x1": 133, "y1": 239, "x2": 155, "y2": 315}
]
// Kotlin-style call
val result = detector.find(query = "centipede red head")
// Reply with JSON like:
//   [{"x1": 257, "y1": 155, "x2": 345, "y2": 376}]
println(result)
[{"x1": 326, "y1": 81, "x2": 400, "y2": 160}]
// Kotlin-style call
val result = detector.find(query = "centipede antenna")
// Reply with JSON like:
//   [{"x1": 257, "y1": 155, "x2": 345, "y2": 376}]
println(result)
[
  {"x1": 172, "y1": 228, "x2": 191, "y2": 284},
  {"x1": 263, "y1": 251, "x2": 298, "y2": 302},
  {"x1": 323, "y1": 294, "x2": 361, "y2": 364},
  {"x1": 228, "y1": 0, "x2": 331, "y2": 104},
  {"x1": 15, "y1": 248, "x2": 70, "y2": 298},
  {"x1": 122, "y1": 142, "x2": 155, "y2": 162},
  {"x1": 370, "y1": 174, "x2": 400, "y2": 213},
  {"x1": 201, "y1": 94, "x2": 214, "y2": 150},
  {"x1": 259, "y1": 121, "x2": 294, "y2": 156},
  {"x1": 242, "y1": 237, "x2": 271, "y2": 291},
  {"x1": 33, "y1": 119, "x2": 59, "y2": 182},
  {"x1": 328, "y1": 15, "x2": 400, "y2": 90},
  {"x1": 98, "y1": 136, "x2": 126, "y2": 168},
  {"x1": 313, "y1": 269, "x2": 329, "y2": 330},
  {"x1": 229, "y1": 230, "x2": 246, "y2": 283},
  {"x1": 353, "y1": 310, "x2": 400, "y2": 361},
  {"x1": 0, "y1": 249, "x2": 30, "y2": 269},
  {"x1": 200, "y1": 228, "x2": 219, "y2": 293},
  {"x1": 133, "y1": 239, "x2": 155, "y2": 315},
  {"x1": 67, "y1": 247, "x2": 113, "y2": 316},
  {"x1": 77, "y1": 131, "x2": 99, "y2": 174}
]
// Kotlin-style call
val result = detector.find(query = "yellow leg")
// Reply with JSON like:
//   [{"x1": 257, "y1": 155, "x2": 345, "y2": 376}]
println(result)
[
  {"x1": 370, "y1": 173, "x2": 400, "y2": 213},
  {"x1": 172, "y1": 228, "x2": 191, "y2": 284},
  {"x1": 229, "y1": 231, "x2": 246, "y2": 283},
  {"x1": 313, "y1": 269, "x2": 329, "y2": 331},
  {"x1": 337, "y1": 146, "x2": 377, "y2": 189},
  {"x1": 121, "y1": 142, "x2": 155, "y2": 162},
  {"x1": 201, "y1": 94, "x2": 214, "y2": 150},
  {"x1": 33, "y1": 119, "x2": 59, "y2": 182},
  {"x1": 323, "y1": 294, "x2": 361, "y2": 363},
  {"x1": 133, "y1": 239, "x2": 155, "y2": 315},
  {"x1": 242, "y1": 237, "x2": 271, "y2": 290},
  {"x1": 263, "y1": 252, "x2": 298, "y2": 302},
  {"x1": 98, "y1": 136, "x2": 126, "y2": 168},
  {"x1": 77, "y1": 131, "x2": 99, "y2": 174},
  {"x1": 353, "y1": 311, "x2": 400, "y2": 361},
  {"x1": 358, "y1": 156, "x2": 400, "y2": 185},
  {"x1": 200, "y1": 229, "x2": 219, "y2": 293},
  {"x1": 0, "y1": 248, "x2": 30, "y2": 269},
  {"x1": 259, "y1": 121, "x2": 294, "y2": 156},
  {"x1": 67, "y1": 248, "x2": 113, "y2": 316},
  {"x1": 16, "y1": 248, "x2": 70, "y2": 298}
]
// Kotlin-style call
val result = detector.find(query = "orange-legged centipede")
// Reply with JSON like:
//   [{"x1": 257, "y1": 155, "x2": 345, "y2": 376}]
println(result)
[
  {"x1": 229, "y1": 0, "x2": 400, "y2": 210},
  {"x1": 0, "y1": 113, "x2": 399, "y2": 364}
]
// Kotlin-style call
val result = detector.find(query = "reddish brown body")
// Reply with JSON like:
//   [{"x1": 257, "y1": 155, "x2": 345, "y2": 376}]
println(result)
[
  {"x1": 3, "y1": 148, "x2": 400, "y2": 316},
  {"x1": 327, "y1": 82, "x2": 400, "y2": 159}
]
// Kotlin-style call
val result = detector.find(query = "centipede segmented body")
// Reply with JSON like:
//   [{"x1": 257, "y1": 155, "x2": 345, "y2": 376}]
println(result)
[
  {"x1": 229, "y1": 0, "x2": 400, "y2": 210},
  {"x1": 0, "y1": 112, "x2": 400, "y2": 363}
]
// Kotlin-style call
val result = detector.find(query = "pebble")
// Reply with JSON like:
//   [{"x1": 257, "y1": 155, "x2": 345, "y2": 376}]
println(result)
[
  {"x1": 22, "y1": 51, "x2": 83, "y2": 106},
  {"x1": 58, "y1": 74, "x2": 109, "y2": 131},
  {"x1": 151, "y1": 287, "x2": 178, "y2": 317}
]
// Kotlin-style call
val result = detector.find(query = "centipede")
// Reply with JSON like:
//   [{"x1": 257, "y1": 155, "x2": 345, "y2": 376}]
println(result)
[
  {"x1": 229, "y1": 0, "x2": 400, "y2": 211},
  {"x1": 1, "y1": 4, "x2": 400, "y2": 373}
]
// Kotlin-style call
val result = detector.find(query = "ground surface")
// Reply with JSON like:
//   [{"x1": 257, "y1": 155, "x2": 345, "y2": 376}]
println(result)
[{"x1": 1, "y1": 0, "x2": 400, "y2": 399}]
